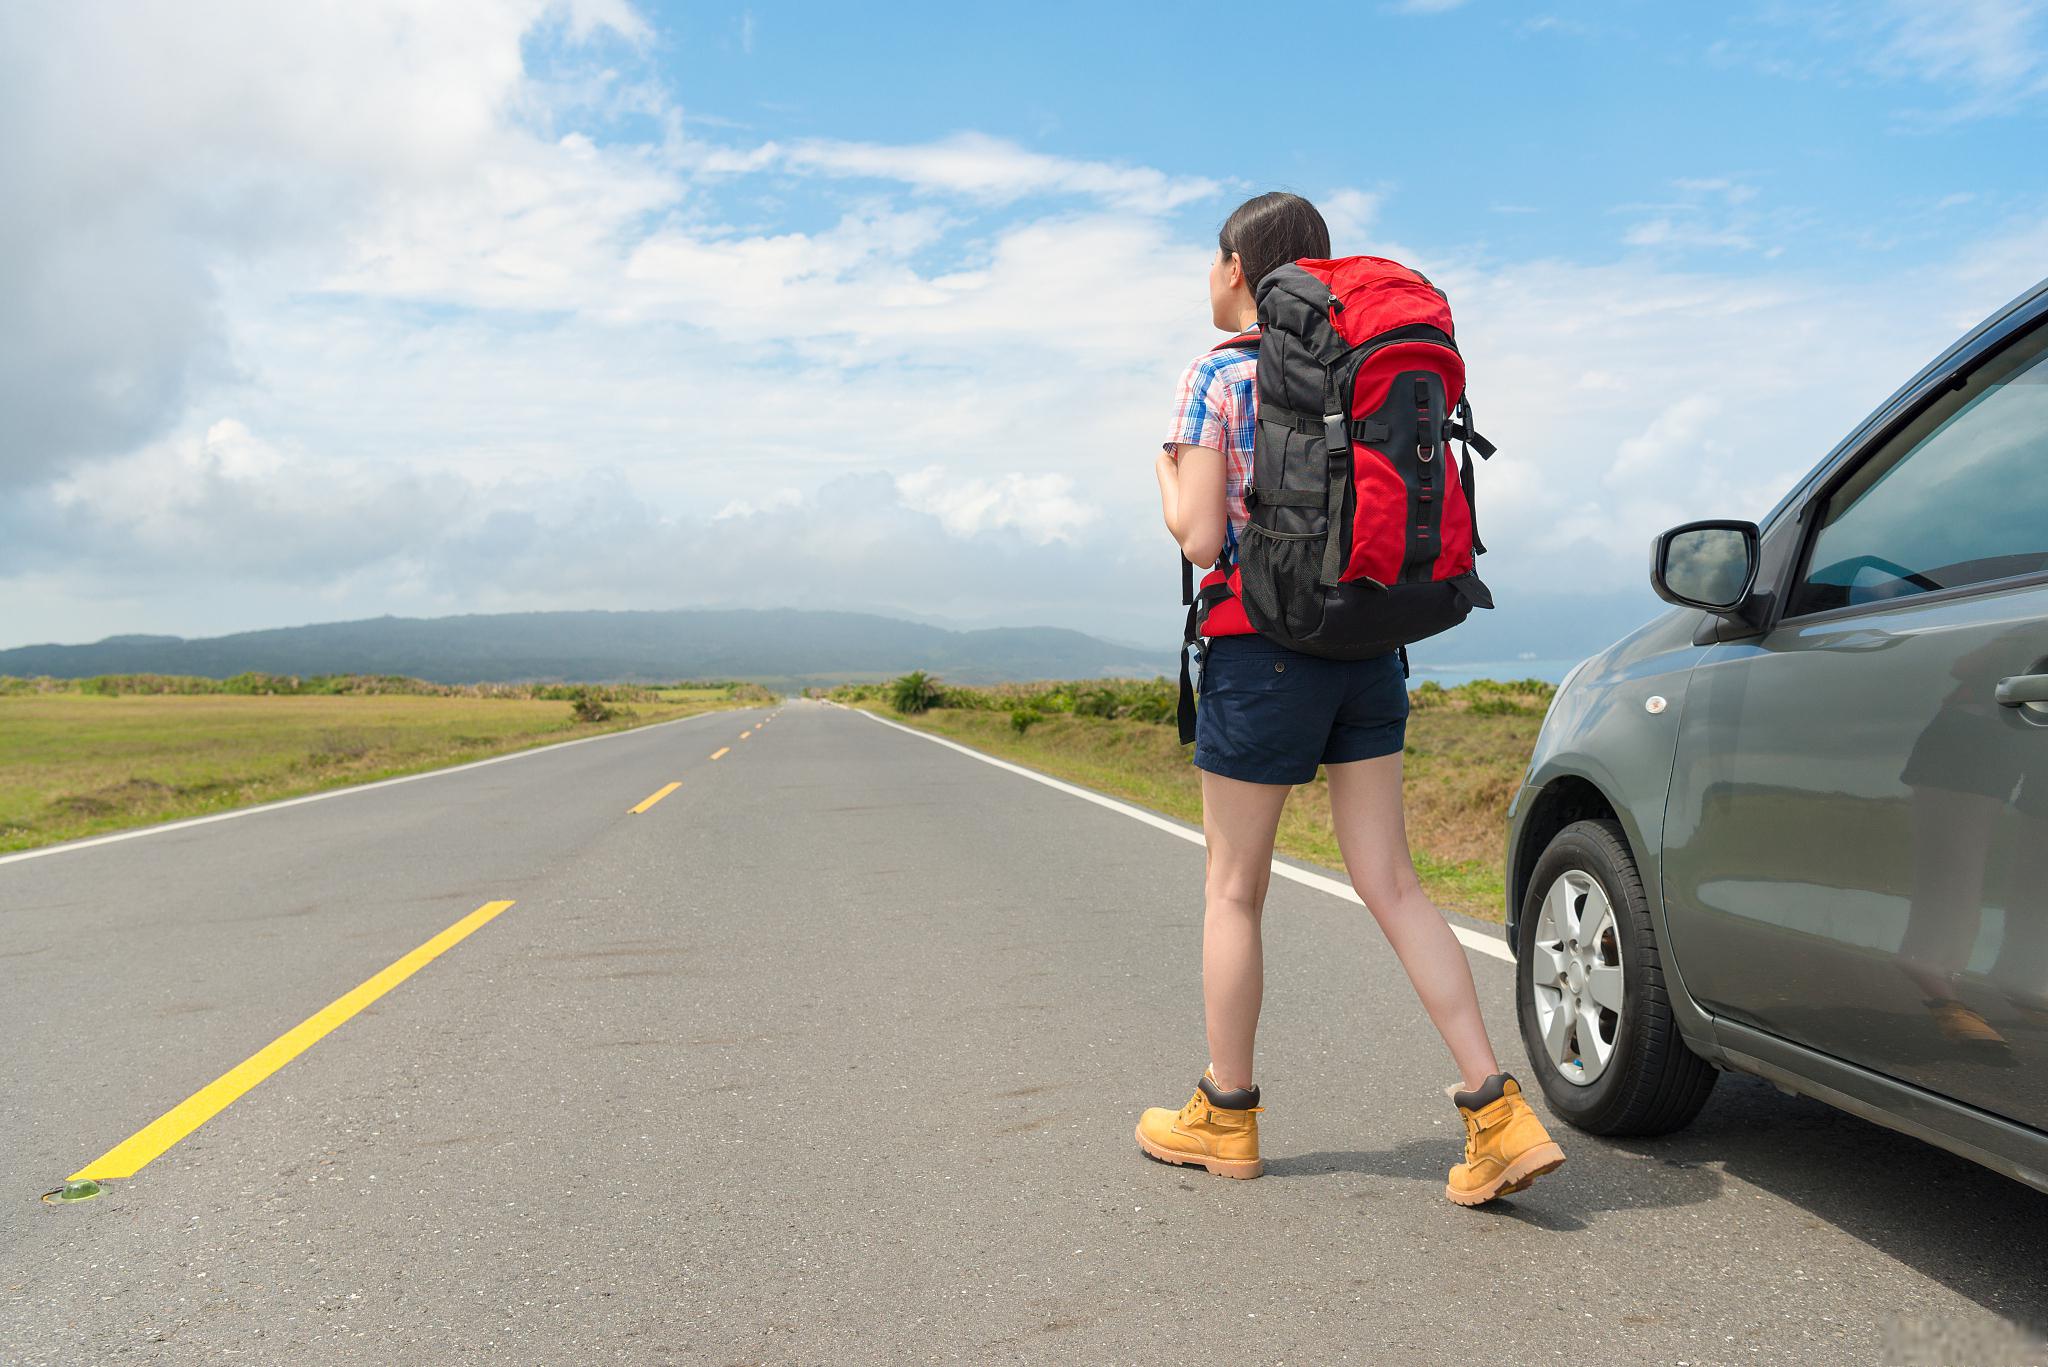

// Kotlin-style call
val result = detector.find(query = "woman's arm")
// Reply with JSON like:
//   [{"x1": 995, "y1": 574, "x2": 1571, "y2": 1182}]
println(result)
[{"x1": 1155, "y1": 443, "x2": 1229, "y2": 568}]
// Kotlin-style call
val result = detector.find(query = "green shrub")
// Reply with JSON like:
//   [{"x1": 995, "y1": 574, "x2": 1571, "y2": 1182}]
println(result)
[
  {"x1": 1009, "y1": 707, "x2": 1043, "y2": 735},
  {"x1": 4, "y1": 672, "x2": 763, "y2": 703},
  {"x1": 936, "y1": 685, "x2": 1003, "y2": 712},
  {"x1": 822, "y1": 672, "x2": 1214, "y2": 728},
  {"x1": 569, "y1": 688, "x2": 614, "y2": 723},
  {"x1": 1120, "y1": 679, "x2": 1177, "y2": 725},
  {"x1": 1073, "y1": 687, "x2": 1120, "y2": 719},
  {"x1": 222, "y1": 672, "x2": 311, "y2": 695},
  {"x1": 890, "y1": 671, "x2": 942, "y2": 714}
]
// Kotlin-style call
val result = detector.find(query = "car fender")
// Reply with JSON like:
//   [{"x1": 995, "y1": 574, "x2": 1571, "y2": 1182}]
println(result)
[{"x1": 1507, "y1": 607, "x2": 1728, "y2": 1061}]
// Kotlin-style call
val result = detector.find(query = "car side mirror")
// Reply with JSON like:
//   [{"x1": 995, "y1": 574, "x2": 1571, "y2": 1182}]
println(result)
[{"x1": 1651, "y1": 519, "x2": 1760, "y2": 613}]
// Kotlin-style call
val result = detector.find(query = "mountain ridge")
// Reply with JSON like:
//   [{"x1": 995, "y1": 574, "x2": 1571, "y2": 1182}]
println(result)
[{"x1": 0, "y1": 607, "x2": 1173, "y2": 687}]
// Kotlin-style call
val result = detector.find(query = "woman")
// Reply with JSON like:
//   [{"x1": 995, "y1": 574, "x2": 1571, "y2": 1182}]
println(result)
[{"x1": 1142, "y1": 191, "x2": 1564, "y2": 1206}]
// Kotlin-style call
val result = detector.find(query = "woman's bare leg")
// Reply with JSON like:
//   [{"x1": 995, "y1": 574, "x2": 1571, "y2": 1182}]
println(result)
[
  {"x1": 1200, "y1": 769, "x2": 1292, "y2": 1092},
  {"x1": 1325, "y1": 752, "x2": 1500, "y2": 1090}
]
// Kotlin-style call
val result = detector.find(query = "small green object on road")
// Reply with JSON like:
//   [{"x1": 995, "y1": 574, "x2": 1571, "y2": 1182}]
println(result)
[{"x1": 41, "y1": 1179, "x2": 101, "y2": 1204}]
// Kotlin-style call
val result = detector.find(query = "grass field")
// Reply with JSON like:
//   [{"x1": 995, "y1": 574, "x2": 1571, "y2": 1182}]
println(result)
[
  {"x1": 831, "y1": 674, "x2": 1551, "y2": 922},
  {"x1": 0, "y1": 681, "x2": 767, "y2": 854}
]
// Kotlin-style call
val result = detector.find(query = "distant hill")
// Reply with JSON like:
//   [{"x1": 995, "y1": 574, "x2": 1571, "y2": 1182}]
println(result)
[{"x1": 0, "y1": 609, "x2": 1173, "y2": 687}]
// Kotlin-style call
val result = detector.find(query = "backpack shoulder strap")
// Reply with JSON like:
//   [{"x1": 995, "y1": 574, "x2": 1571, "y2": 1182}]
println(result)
[{"x1": 1177, "y1": 332, "x2": 1259, "y2": 742}]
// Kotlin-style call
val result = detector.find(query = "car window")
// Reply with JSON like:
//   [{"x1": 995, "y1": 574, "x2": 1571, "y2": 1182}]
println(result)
[{"x1": 1788, "y1": 325, "x2": 2048, "y2": 618}]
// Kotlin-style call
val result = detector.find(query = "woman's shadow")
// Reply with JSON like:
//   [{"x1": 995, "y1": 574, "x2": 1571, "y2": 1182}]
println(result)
[{"x1": 1264, "y1": 1134, "x2": 1718, "y2": 1234}]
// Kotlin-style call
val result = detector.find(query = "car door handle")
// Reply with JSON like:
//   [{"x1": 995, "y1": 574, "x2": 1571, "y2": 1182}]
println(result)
[{"x1": 1996, "y1": 673, "x2": 2048, "y2": 707}]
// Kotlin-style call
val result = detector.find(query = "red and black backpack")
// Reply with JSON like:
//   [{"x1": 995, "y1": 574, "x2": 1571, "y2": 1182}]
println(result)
[{"x1": 1177, "y1": 255, "x2": 1496, "y2": 743}]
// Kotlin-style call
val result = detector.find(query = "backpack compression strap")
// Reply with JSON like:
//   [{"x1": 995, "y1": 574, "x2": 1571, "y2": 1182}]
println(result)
[{"x1": 1450, "y1": 396, "x2": 1495, "y2": 556}]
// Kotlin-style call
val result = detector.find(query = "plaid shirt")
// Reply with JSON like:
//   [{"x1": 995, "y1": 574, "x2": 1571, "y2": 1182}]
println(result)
[{"x1": 1163, "y1": 335, "x2": 1259, "y2": 547}]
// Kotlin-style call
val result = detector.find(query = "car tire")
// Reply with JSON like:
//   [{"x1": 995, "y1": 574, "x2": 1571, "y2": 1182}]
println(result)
[{"x1": 1515, "y1": 818, "x2": 1716, "y2": 1136}]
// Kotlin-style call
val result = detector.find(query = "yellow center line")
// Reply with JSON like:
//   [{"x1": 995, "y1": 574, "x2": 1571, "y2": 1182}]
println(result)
[
  {"x1": 71, "y1": 899, "x2": 516, "y2": 1182},
  {"x1": 740, "y1": 731, "x2": 752, "y2": 740},
  {"x1": 710, "y1": 746, "x2": 730, "y2": 760},
  {"x1": 629, "y1": 781, "x2": 682, "y2": 815}
]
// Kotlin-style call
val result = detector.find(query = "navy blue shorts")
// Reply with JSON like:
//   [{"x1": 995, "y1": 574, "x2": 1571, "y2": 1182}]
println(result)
[{"x1": 1192, "y1": 635, "x2": 1409, "y2": 786}]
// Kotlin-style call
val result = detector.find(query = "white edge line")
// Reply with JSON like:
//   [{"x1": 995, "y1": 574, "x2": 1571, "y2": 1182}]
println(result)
[
  {"x1": 0, "y1": 706, "x2": 749, "y2": 868},
  {"x1": 848, "y1": 705, "x2": 1513, "y2": 965}
]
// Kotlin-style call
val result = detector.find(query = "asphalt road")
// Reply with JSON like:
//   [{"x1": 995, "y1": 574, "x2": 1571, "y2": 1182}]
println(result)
[{"x1": 4, "y1": 699, "x2": 2046, "y2": 1365}]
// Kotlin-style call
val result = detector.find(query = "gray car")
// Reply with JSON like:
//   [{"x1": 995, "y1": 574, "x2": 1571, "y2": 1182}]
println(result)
[{"x1": 1504, "y1": 276, "x2": 2048, "y2": 1193}]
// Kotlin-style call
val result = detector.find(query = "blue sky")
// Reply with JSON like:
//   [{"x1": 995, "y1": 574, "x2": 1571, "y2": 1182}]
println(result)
[
  {"x1": 627, "y1": 0, "x2": 2042, "y2": 273},
  {"x1": 2, "y1": 0, "x2": 2045, "y2": 666},
  {"x1": 642, "y1": 0, "x2": 2028, "y2": 265}
]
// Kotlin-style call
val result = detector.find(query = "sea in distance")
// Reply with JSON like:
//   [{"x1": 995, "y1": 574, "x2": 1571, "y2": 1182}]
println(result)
[{"x1": 1401, "y1": 656, "x2": 1581, "y2": 686}]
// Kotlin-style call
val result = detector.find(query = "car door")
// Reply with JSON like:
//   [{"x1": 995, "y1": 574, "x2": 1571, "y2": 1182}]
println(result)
[{"x1": 1662, "y1": 320, "x2": 2048, "y2": 1130}]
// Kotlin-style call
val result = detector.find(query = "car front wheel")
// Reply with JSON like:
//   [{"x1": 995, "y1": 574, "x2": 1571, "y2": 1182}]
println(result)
[{"x1": 1515, "y1": 818, "x2": 1716, "y2": 1136}]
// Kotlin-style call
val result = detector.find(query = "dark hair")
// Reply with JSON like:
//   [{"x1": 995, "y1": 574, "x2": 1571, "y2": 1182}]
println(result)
[{"x1": 1218, "y1": 192, "x2": 1331, "y2": 290}]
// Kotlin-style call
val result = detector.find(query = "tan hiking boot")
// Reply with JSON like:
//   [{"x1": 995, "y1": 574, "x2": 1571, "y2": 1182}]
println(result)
[
  {"x1": 1135, "y1": 1073, "x2": 1264, "y2": 1179},
  {"x1": 1446, "y1": 1073, "x2": 1565, "y2": 1206}
]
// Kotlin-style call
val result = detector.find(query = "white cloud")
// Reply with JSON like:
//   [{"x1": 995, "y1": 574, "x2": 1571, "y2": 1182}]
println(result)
[
  {"x1": 1, "y1": 425, "x2": 1161, "y2": 645},
  {"x1": 1872, "y1": 0, "x2": 2048, "y2": 99},
  {"x1": 773, "y1": 132, "x2": 1219, "y2": 211},
  {"x1": 1397, "y1": 243, "x2": 2025, "y2": 598},
  {"x1": 0, "y1": 0, "x2": 651, "y2": 484},
  {"x1": 895, "y1": 467, "x2": 1099, "y2": 544},
  {"x1": 1718, "y1": 0, "x2": 2048, "y2": 125},
  {"x1": 14, "y1": 419, "x2": 471, "y2": 583},
  {"x1": 1672, "y1": 178, "x2": 1758, "y2": 204},
  {"x1": 1608, "y1": 396, "x2": 1724, "y2": 490},
  {"x1": 18, "y1": 222, "x2": 2034, "y2": 657},
  {"x1": 1318, "y1": 190, "x2": 1382, "y2": 252},
  {"x1": 1932, "y1": 216, "x2": 2048, "y2": 323},
  {"x1": 1521, "y1": 15, "x2": 1596, "y2": 38},
  {"x1": 1622, "y1": 218, "x2": 1762, "y2": 253},
  {"x1": 715, "y1": 489, "x2": 803, "y2": 521},
  {"x1": 1614, "y1": 177, "x2": 1797, "y2": 256},
  {"x1": 5, "y1": 0, "x2": 2047, "y2": 670}
]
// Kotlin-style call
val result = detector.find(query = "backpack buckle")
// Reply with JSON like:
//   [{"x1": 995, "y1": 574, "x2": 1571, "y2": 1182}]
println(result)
[{"x1": 1322, "y1": 412, "x2": 1348, "y2": 453}]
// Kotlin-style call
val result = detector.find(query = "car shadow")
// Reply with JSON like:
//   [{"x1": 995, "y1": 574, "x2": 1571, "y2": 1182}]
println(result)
[
  {"x1": 1270, "y1": 1072, "x2": 2048, "y2": 1340},
  {"x1": 1618, "y1": 1074, "x2": 2047, "y2": 1339}
]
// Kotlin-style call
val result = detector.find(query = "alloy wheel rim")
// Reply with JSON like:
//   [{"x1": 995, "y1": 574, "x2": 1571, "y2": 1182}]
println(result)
[{"x1": 1531, "y1": 869, "x2": 1624, "y2": 1086}]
